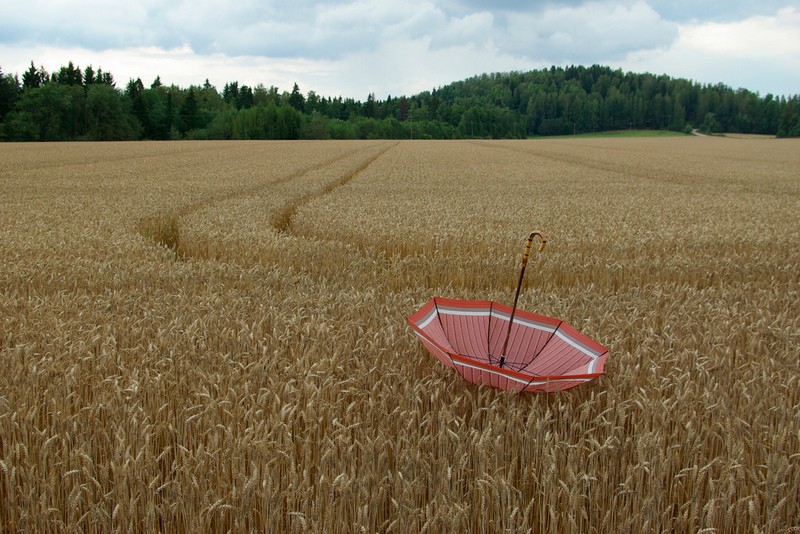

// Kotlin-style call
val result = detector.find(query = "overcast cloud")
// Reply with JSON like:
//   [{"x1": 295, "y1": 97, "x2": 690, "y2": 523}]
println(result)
[{"x1": 1, "y1": 0, "x2": 798, "y2": 98}]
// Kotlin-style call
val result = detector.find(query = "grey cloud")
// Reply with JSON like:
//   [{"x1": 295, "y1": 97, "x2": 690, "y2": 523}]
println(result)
[
  {"x1": 0, "y1": 0, "x2": 788, "y2": 65},
  {"x1": 496, "y1": 1, "x2": 679, "y2": 62},
  {"x1": 447, "y1": 0, "x2": 795, "y2": 22},
  {"x1": 646, "y1": 0, "x2": 795, "y2": 22},
  {"x1": 427, "y1": 11, "x2": 495, "y2": 49},
  {"x1": 445, "y1": 0, "x2": 586, "y2": 12},
  {"x1": 160, "y1": 0, "x2": 449, "y2": 59}
]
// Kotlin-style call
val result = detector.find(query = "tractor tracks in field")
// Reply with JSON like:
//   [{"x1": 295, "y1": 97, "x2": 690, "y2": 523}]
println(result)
[
  {"x1": 271, "y1": 142, "x2": 397, "y2": 233},
  {"x1": 138, "y1": 141, "x2": 397, "y2": 259},
  {"x1": 466, "y1": 139, "x2": 655, "y2": 182}
]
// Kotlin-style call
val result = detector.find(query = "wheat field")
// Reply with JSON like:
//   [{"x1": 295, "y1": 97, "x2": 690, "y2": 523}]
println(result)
[{"x1": 0, "y1": 138, "x2": 798, "y2": 533}]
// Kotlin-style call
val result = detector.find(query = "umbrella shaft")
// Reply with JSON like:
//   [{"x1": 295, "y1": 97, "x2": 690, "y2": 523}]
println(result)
[
  {"x1": 500, "y1": 262, "x2": 528, "y2": 366},
  {"x1": 499, "y1": 232, "x2": 545, "y2": 368}
]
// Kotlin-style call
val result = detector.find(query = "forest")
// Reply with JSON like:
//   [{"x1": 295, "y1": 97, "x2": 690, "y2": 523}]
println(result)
[{"x1": 1, "y1": 61, "x2": 798, "y2": 141}]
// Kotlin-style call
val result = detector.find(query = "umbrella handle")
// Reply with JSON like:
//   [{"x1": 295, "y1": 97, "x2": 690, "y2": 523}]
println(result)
[
  {"x1": 499, "y1": 232, "x2": 547, "y2": 367},
  {"x1": 521, "y1": 231, "x2": 547, "y2": 267}
]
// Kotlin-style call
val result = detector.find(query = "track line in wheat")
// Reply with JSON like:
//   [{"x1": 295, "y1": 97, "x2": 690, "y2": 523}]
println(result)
[
  {"x1": 137, "y1": 142, "x2": 388, "y2": 256},
  {"x1": 271, "y1": 142, "x2": 397, "y2": 234}
]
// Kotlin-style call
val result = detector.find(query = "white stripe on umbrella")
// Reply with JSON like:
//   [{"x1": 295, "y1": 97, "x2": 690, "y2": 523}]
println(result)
[
  {"x1": 452, "y1": 359, "x2": 591, "y2": 385},
  {"x1": 491, "y1": 310, "x2": 558, "y2": 332},
  {"x1": 416, "y1": 308, "x2": 438, "y2": 329},
  {"x1": 554, "y1": 329, "x2": 603, "y2": 359},
  {"x1": 437, "y1": 306, "x2": 491, "y2": 316},
  {"x1": 434, "y1": 306, "x2": 558, "y2": 333}
]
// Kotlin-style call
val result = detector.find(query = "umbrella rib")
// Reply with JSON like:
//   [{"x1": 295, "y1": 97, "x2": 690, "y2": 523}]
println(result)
[
  {"x1": 450, "y1": 351, "x2": 475, "y2": 384},
  {"x1": 519, "y1": 374, "x2": 544, "y2": 392},
  {"x1": 431, "y1": 299, "x2": 455, "y2": 368},
  {"x1": 487, "y1": 301, "x2": 495, "y2": 366}
]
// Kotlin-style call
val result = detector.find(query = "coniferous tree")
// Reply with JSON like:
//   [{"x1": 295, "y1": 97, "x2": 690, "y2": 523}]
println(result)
[
  {"x1": 777, "y1": 96, "x2": 800, "y2": 137},
  {"x1": 126, "y1": 78, "x2": 145, "y2": 99},
  {"x1": 179, "y1": 87, "x2": 200, "y2": 134},
  {"x1": 288, "y1": 83, "x2": 304, "y2": 112},
  {"x1": 0, "y1": 68, "x2": 20, "y2": 123},
  {"x1": 237, "y1": 85, "x2": 254, "y2": 110},
  {"x1": 83, "y1": 65, "x2": 95, "y2": 87},
  {"x1": 223, "y1": 82, "x2": 239, "y2": 107},
  {"x1": 398, "y1": 97, "x2": 409, "y2": 121},
  {"x1": 95, "y1": 68, "x2": 115, "y2": 87},
  {"x1": 363, "y1": 93, "x2": 377, "y2": 118},
  {"x1": 22, "y1": 62, "x2": 47, "y2": 90},
  {"x1": 55, "y1": 62, "x2": 83, "y2": 86}
]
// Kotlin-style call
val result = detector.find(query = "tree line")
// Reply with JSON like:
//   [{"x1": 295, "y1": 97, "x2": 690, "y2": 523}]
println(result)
[{"x1": 0, "y1": 61, "x2": 798, "y2": 141}]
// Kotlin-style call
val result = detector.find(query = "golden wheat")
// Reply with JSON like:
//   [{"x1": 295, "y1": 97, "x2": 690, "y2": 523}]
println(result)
[{"x1": 0, "y1": 138, "x2": 798, "y2": 533}]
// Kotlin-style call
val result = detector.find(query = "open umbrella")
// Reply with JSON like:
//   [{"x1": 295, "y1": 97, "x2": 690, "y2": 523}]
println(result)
[{"x1": 407, "y1": 232, "x2": 608, "y2": 393}]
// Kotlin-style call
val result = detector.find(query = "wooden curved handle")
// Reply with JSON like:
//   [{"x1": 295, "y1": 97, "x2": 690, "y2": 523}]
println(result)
[{"x1": 521, "y1": 231, "x2": 547, "y2": 268}]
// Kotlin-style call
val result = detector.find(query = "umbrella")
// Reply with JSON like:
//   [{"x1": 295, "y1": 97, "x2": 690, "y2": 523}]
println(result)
[{"x1": 407, "y1": 232, "x2": 608, "y2": 393}]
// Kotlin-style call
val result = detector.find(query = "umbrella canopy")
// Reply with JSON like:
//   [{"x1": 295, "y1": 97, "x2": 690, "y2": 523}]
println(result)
[
  {"x1": 408, "y1": 297, "x2": 608, "y2": 392},
  {"x1": 407, "y1": 232, "x2": 609, "y2": 393}
]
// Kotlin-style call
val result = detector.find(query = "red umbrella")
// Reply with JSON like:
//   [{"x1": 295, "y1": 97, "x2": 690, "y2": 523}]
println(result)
[{"x1": 408, "y1": 232, "x2": 608, "y2": 393}]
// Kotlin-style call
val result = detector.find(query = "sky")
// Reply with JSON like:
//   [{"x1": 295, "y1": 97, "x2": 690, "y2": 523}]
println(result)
[{"x1": 1, "y1": 0, "x2": 798, "y2": 100}]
